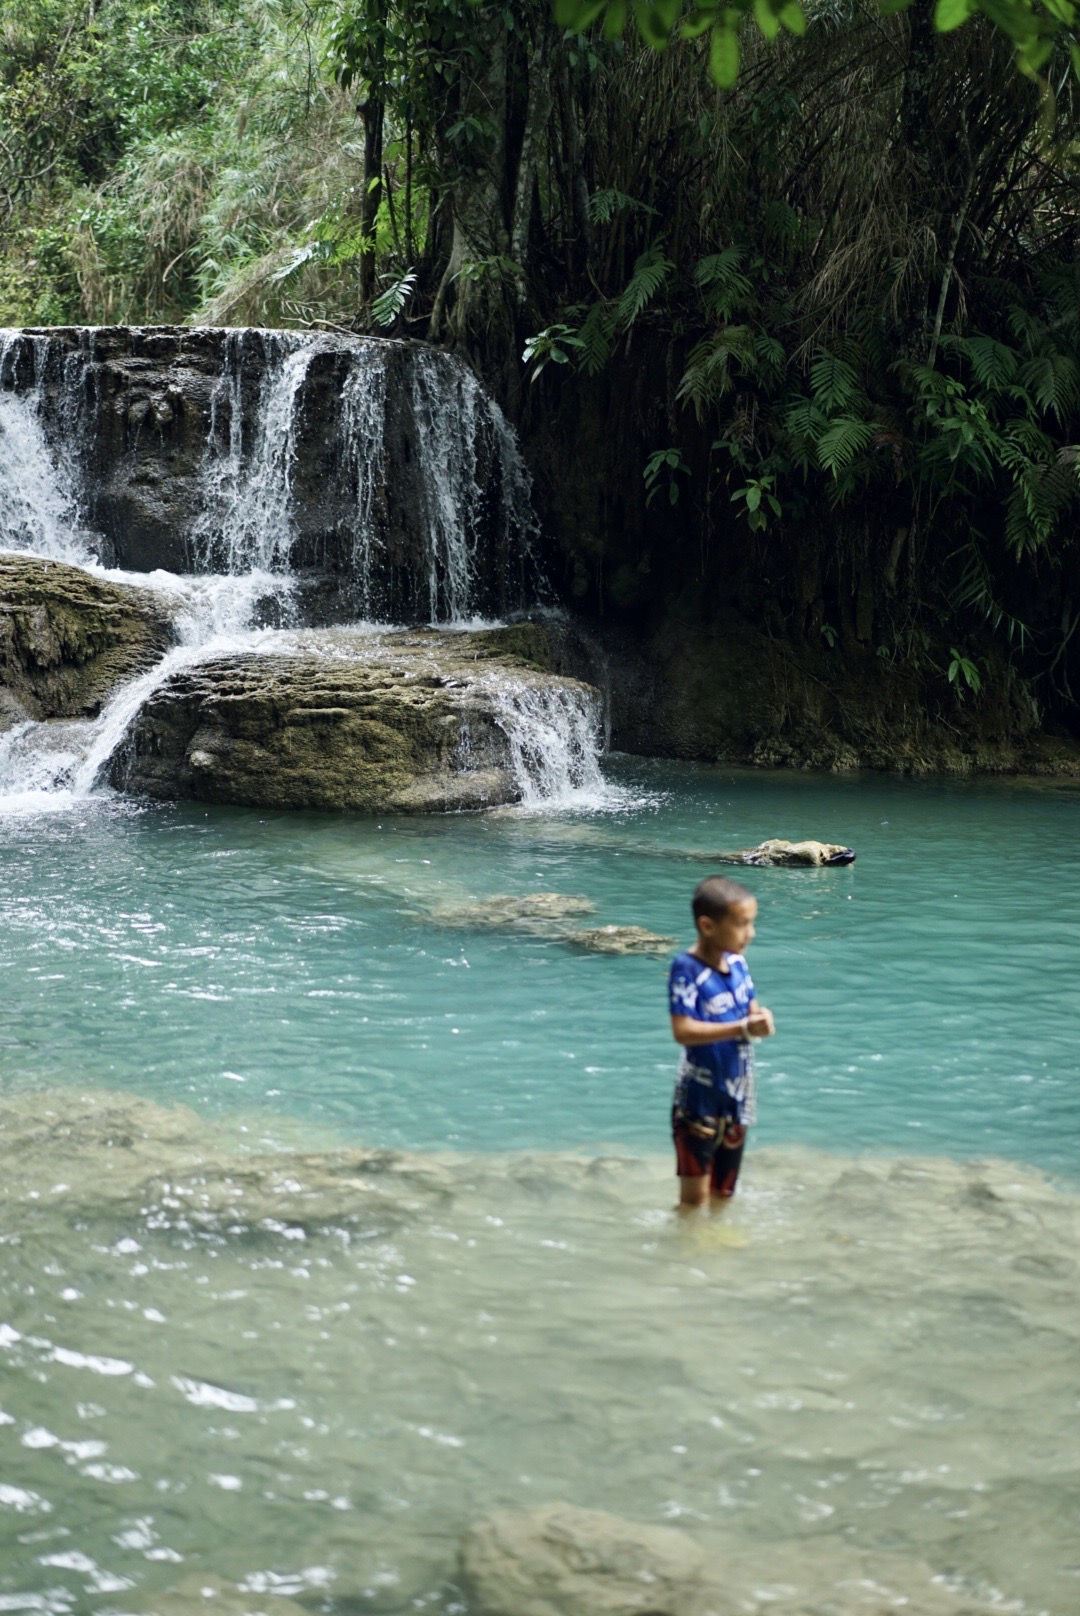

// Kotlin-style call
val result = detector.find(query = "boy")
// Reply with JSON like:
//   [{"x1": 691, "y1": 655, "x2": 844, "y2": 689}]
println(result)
[{"x1": 669, "y1": 875, "x2": 775, "y2": 1209}]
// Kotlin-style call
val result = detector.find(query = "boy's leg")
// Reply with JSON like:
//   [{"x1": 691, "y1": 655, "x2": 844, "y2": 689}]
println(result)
[
  {"x1": 709, "y1": 1122, "x2": 748, "y2": 1202},
  {"x1": 672, "y1": 1106, "x2": 716, "y2": 1213}
]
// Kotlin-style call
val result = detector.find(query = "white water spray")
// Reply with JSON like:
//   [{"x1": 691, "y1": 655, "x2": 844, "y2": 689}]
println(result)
[{"x1": 488, "y1": 679, "x2": 609, "y2": 810}]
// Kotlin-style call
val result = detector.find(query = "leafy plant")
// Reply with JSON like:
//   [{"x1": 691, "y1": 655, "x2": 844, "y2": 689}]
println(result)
[
  {"x1": 948, "y1": 647, "x2": 984, "y2": 698},
  {"x1": 644, "y1": 447, "x2": 691, "y2": 506},
  {"x1": 731, "y1": 474, "x2": 781, "y2": 532},
  {"x1": 371, "y1": 266, "x2": 416, "y2": 326}
]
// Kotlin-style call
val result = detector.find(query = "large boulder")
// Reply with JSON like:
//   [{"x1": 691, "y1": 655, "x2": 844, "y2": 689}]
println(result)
[
  {"x1": 110, "y1": 627, "x2": 600, "y2": 813},
  {"x1": 0, "y1": 552, "x2": 175, "y2": 729}
]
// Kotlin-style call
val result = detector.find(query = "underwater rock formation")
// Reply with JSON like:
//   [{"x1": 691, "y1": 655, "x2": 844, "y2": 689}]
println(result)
[
  {"x1": 459, "y1": 1503, "x2": 1011, "y2": 1616},
  {"x1": 427, "y1": 893, "x2": 672, "y2": 955},
  {"x1": 566, "y1": 924, "x2": 675, "y2": 955},
  {"x1": 460, "y1": 1503, "x2": 714, "y2": 1616},
  {"x1": 430, "y1": 892, "x2": 599, "y2": 930},
  {"x1": 0, "y1": 553, "x2": 175, "y2": 729},
  {"x1": 109, "y1": 628, "x2": 601, "y2": 813}
]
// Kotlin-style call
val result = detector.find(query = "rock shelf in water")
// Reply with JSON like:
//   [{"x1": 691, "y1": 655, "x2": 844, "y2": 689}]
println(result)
[
  {"x1": 0, "y1": 552, "x2": 175, "y2": 729},
  {"x1": 428, "y1": 892, "x2": 674, "y2": 955},
  {"x1": 108, "y1": 627, "x2": 601, "y2": 812}
]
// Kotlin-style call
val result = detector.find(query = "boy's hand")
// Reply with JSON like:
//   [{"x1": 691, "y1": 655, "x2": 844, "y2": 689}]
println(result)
[{"x1": 747, "y1": 1007, "x2": 775, "y2": 1038}]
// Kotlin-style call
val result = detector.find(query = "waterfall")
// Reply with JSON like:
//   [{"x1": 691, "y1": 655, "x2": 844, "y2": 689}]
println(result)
[
  {"x1": 488, "y1": 679, "x2": 609, "y2": 810},
  {"x1": 406, "y1": 350, "x2": 540, "y2": 624},
  {"x1": 0, "y1": 324, "x2": 602, "y2": 811},
  {"x1": 189, "y1": 330, "x2": 313, "y2": 580},
  {"x1": 0, "y1": 337, "x2": 93, "y2": 566},
  {"x1": 339, "y1": 343, "x2": 388, "y2": 618}
]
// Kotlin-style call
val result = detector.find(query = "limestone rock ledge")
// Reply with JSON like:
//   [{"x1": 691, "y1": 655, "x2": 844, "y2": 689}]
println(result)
[
  {"x1": 109, "y1": 626, "x2": 600, "y2": 813},
  {"x1": 0, "y1": 552, "x2": 175, "y2": 730}
]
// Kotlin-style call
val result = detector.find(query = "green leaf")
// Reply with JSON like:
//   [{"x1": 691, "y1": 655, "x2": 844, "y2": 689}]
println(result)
[
  {"x1": 746, "y1": 484, "x2": 762, "y2": 510},
  {"x1": 934, "y1": 0, "x2": 973, "y2": 31},
  {"x1": 753, "y1": 0, "x2": 781, "y2": 38},
  {"x1": 603, "y1": 0, "x2": 629, "y2": 37},
  {"x1": 876, "y1": 0, "x2": 914, "y2": 12},
  {"x1": 709, "y1": 22, "x2": 741, "y2": 85},
  {"x1": 636, "y1": 3, "x2": 675, "y2": 48},
  {"x1": 778, "y1": 0, "x2": 807, "y2": 30},
  {"x1": 681, "y1": 6, "x2": 721, "y2": 37},
  {"x1": 1072, "y1": 41, "x2": 1080, "y2": 78}
]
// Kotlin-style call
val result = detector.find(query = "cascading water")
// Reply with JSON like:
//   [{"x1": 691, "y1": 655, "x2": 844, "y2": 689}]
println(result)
[
  {"x1": 189, "y1": 331, "x2": 313, "y2": 581},
  {"x1": 0, "y1": 325, "x2": 606, "y2": 811},
  {"x1": 0, "y1": 338, "x2": 93, "y2": 565}
]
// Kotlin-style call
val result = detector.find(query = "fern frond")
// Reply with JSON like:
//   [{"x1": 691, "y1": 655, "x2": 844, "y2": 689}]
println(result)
[
  {"x1": 616, "y1": 242, "x2": 674, "y2": 327},
  {"x1": 573, "y1": 303, "x2": 614, "y2": 376},
  {"x1": 1017, "y1": 353, "x2": 1080, "y2": 424},
  {"x1": 815, "y1": 416, "x2": 875, "y2": 478},
  {"x1": 810, "y1": 350, "x2": 860, "y2": 414},
  {"x1": 694, "y1": 247, "x2": 753, "y2": 319},
  {"x1": 588, "y1": 189, "x2": 658, "y2": 224},
  {"x1": 958, "y1": 335, "x2": 1019, "y2": 392}
]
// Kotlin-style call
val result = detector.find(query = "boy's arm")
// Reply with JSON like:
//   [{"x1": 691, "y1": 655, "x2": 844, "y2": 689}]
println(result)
[
  {"x1": 671, "y1": 1009, "x2": 773, "y2": 1045},
  {"x1": 748, "y1": 999, "x2": 776, "y2": 1035}
]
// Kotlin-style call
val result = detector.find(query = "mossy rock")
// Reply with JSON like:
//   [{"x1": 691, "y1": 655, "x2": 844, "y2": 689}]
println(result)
[{"x1": 0, "y1": 552, "x2": 175, "y2": 726}]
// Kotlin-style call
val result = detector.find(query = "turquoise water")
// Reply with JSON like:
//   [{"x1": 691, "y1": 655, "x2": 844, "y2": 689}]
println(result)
[
  {"x1": 1, "y1": 761, "x2": 1077, "y2": 1175},
  {"x1": 2, "y1": 762, "x2": 1079, "y2": 1616}
]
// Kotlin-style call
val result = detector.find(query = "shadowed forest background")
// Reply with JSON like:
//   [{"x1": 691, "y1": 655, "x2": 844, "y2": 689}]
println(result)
[{"x1": 2, "y1": 0, "x2": 1079, "y2": 765}]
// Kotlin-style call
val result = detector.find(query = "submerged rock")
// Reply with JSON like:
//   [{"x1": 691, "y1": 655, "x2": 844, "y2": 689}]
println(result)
[
  {"x1": 428, "y1": 893, "x2": 672, "y2": 956},
  {"x1": 136, "y1": 1575, "x2": 311, "y2": 1616},
  {"x1": 460, "y1": 1504, "x2": 1011, "y2": 1616},
  {"x1": 0, "y1": 552, "x2": 175, "y2": 729},
  {"x1": 460, "y1": 1504, "x2": 715, "y2": 1616},
  {"x1": 109, "y1": 627, "x2": 600, "y2": 814},
  {"x1": 721, "y1": 838, "x2": 856, "y2": 867},
  {"x1": 566, "y1": 924, "x2": 675, "y2": 956},
  {"x1": 431, "y1": 892, "x2": 598, "y2": 930}
]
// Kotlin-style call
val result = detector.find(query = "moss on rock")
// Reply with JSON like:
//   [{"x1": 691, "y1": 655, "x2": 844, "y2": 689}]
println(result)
[{"x1": 0, "y1": 553, "x2": 175, "y2": 727}]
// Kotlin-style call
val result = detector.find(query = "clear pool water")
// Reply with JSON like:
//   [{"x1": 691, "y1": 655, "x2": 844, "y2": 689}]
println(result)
[
  {"x1": 1, "y1": 761, "x2": 1077, "y2": 1175},
  {"x1": 1, "y1": 762, "x2": 1078, "y2": 1616}
]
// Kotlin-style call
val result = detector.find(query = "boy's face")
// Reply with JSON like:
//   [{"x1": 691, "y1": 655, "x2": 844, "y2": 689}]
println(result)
[{"x1": 699, "y1": 897, "x2": 758, "y2": 956}]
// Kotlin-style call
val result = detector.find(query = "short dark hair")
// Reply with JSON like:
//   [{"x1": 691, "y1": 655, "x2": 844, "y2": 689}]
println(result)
[{"x1": 692, "y1": 875, "x2": 753, "y2": 922}]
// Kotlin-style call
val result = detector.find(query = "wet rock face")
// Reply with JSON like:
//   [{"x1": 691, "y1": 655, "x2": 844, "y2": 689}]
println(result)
[
  {"x1": 0, "y1": 327, "x2": 539, "y2": 623},
  {"x1": 110, "y1": 628, "x2": 599, "y2": 813},
  {"x1": 0, "y1": 553, "x2": 175, "y2": 729}
]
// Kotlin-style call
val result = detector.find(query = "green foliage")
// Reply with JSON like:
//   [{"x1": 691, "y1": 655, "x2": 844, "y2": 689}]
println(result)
[
  {"x1": 371, "y1": 266, "x2": 416, "y2": 326},
  {"x1": 731, "y1": 473, "x2": 781, "y2": 531},
  {"x1": 948, "y1": 647, "x2": 984, "y2": 697},
  {"x1": 555, "y1": 0, "x2": 1080, "y2": 86},
  {"x1": 615, "y1": 242, "x2": 674, "y2": 323},
  {"x1": 523, "y1": 323, "x2": 585, "y2": 379},
  {"x1": 643, "y1": 447, "x2": 691, "y2": 505}
]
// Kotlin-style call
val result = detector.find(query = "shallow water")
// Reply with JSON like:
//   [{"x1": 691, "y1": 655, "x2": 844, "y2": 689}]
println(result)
[
  {"x1": 1, "y1": 762, "x2": 1079, "y2": 1615},
  {"x1": 0, "y1": 1094, "x2": 1077, "y2": 1616},
  {"x1": 0, "y1": 762, "x2": 1077, "y2": 1172}
]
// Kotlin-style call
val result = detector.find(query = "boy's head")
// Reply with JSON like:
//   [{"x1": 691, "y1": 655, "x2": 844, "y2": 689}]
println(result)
[{"x1": 692, "y1": 875, "x2": 758, "y2": 955}]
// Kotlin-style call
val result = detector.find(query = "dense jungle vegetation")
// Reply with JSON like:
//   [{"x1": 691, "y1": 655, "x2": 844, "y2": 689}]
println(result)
[{"x1": 2, "y1": 0, "x2": 1079, "y2": 735}]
